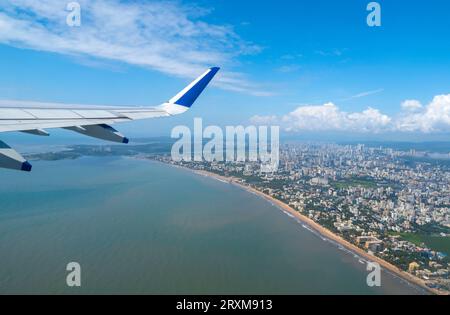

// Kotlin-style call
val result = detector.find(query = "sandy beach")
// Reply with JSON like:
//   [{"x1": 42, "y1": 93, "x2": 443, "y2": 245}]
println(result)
[{"x1": 164, "y1": 163, "x2": 442, "y2": 295}]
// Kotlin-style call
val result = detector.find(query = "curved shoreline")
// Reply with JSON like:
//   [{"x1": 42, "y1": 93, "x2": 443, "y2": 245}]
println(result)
[{"x1": 146, "y1": 159, "x2": 442, "y2": 295}]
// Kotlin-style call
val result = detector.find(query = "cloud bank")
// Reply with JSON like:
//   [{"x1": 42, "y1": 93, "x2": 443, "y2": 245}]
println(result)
[
  {"x1": 251, "y1": 94, "x2": 450, "y2": 133},
  {"x1": 0, "y1": 0, "x2": 268, "y2": 95}
]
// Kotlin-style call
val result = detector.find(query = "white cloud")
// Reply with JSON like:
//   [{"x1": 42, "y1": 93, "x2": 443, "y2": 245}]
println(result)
[
  {"x1": 279, "y1": 103, "x2": 391, "y2": 133},
  {"x1": 251, "y1": 94, "x2": 450, "y2": 134},
  {"x1": 250, "y1": 115, "x2": 278, "y2": 125},
  {"x1": 0, "y1": 0, "x2": 268, "y2": 96},
  {"x1": 401, "y1": 100, "x2": 423, "y2": 112},
  {"x1": 396, "y1": 95, "x2": 450, "y2": 132}
]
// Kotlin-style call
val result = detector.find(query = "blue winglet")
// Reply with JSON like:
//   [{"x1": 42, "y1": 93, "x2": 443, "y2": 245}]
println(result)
[{"x1": 170, "y1": 67, "x2": 220, "y2": 108}]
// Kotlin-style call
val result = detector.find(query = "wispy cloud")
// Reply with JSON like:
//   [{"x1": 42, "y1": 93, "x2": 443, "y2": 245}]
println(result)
[
  {"x1": 276, "y1": 64, "x2": 301, "y2": 73},
  {"x1": 280, "y1": 53, "x2": 303, "y2": 60},
  {"x1": 251, "y1": 94, "x2": 450, "y2": 134},
  {"x1": 340, "y1": 88, "x2": 384, "y2": 101},
  {"x1": 0, "y1": 0, "x2": 270, "y2": 96},
  {"x1": 315, "y1": 48, "x2": 346, "y2": 57}
]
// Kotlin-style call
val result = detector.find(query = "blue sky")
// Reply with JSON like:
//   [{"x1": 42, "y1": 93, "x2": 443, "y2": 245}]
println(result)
[{"x1": 1, "y1": 0, "x2": 450, "y2": 141}]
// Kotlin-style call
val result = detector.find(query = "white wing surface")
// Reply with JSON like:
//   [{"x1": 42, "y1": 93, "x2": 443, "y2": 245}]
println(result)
[{"x1": 0, "y1": 67, "x2": 220, "y2": 171}]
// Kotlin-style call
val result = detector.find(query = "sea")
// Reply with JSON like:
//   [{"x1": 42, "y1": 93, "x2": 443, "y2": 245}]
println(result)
[{"x1": 0, "y1": 156, "x2": 426, "y2": 294}]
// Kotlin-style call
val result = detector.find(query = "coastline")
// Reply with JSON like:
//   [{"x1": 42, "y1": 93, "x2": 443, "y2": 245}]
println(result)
[{"x1": 152, "y1": 160, "x2": 442, "y2": 295}]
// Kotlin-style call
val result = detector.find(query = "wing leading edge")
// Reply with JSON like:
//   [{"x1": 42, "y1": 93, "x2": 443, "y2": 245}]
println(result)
[{"x1": 0, "y1": 67, "x2": 220, "y2": 171}]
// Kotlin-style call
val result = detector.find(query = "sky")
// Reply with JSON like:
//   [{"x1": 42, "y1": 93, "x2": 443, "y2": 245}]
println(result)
[{"x1": 0, "y1": 0, "x2": 450, "y2": 142}]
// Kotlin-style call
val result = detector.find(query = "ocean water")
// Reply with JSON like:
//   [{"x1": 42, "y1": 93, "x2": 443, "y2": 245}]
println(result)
[{"x1": 0, "y1": 157, "x2": 425, "y2": 294}]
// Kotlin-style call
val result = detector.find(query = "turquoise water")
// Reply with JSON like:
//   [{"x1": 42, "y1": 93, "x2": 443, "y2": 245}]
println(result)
[{"x1": 0, "y1": 157, "x2": 424, "y2": 294}]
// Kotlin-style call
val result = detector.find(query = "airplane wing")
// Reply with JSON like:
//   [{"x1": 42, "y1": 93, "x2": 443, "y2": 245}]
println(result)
[{"x1": 0, "y1": 67, "x2": 220, "y2": 172}]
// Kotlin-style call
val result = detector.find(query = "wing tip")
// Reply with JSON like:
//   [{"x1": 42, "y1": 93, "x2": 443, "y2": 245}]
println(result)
[
  {"x1": 21, "y1": 161, "x2": 32, "y2": 172},
  {"x1": 169, "y1": 66, "x2": 220, "y2": 108}
]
